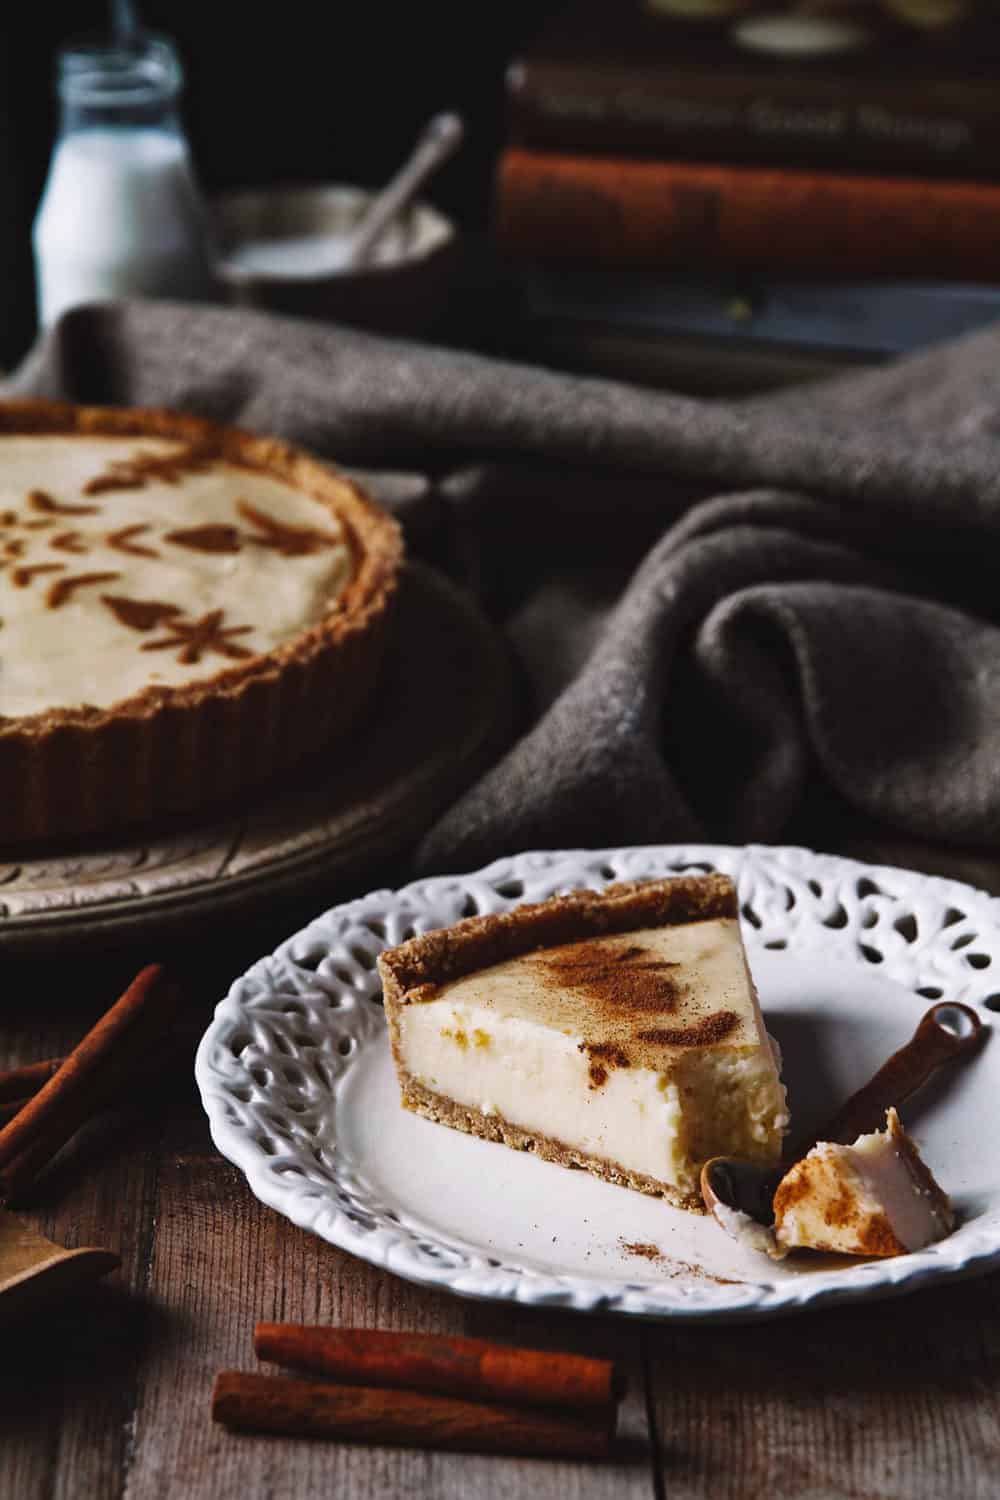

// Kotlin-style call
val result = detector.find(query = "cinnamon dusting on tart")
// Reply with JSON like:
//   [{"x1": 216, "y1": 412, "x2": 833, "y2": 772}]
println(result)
[
  {"x1": 584, "y1": 1041, "x2": 631, "y2": 1067},
  {"x1": 771, "y1": 1159, "x2": 908, "y2": 1256},
  {"x1": 166, "y1": 523, "x2": 242, "y2": 554},
  {"x1": 46, "y1": 571, "x2": 122, "y2": 609},
  {"x1": 12, "y1": 563, "x2": 64, "y2": 588},
  {"x1": 82, "y1": 443, "x2": 217, "y2": 495},
  {"x1": 28, "y1": 488, "x2": 98, "y2": 516},
  {"x1": 101, "y1": 596, "x2": 182, "y2": 632},
  {"x1": 107, "y1": 523, "x2": 159, "y2": 558},
  {"x1": 49, "y1": 530, "x2": 89, "y2": 554},
  {"x1": 536, "y1": 938, "x2": 684, "y2": 1016},
  {"x1": 140, "y1": 608, "x2": 254, "y2": 665},
  {"x1": 580, "y1": 1038, "x2": 631, "y2": 1088},
  {"x1": 238, "y1": 500, "x2": 340, "y2": 557},
  {"x1": 772, "y1": 1107, "x2": 954, "y2": 1258},
  {"x1": 637, "y1": 1011, "x2": 740, "y2": 1048}
]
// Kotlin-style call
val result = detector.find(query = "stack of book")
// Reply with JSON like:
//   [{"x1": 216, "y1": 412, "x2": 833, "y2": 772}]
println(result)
[{"x1": 492, "y1": 0, "x2": 1000, "y2": 390}]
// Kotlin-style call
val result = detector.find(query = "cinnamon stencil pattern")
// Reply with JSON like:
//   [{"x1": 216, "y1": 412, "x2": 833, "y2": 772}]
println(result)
[{"x1": 0, "y1": 447, "x2": 345, "y2": 669}]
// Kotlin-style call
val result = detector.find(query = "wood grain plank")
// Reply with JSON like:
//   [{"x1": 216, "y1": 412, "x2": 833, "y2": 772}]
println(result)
[
  {"x1": 0, "y1": 967, "x2": 165, "y2": 1500},
  {"x1": 120, "y1": 1144, "x2": 656, "y2": 1500},
  {"x1": 645, "y1": 1273, "x2": 1000, "y2": 1499}
]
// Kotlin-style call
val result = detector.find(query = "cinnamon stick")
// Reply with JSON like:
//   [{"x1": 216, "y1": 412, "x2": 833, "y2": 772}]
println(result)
[
  {"x1": 0, "y1": 1058, "x2": 63, "y2": 1104},
  {"x1": 0, "y1": 965, "x2": 174, "y2": 1201},
  {"x1": 212, "y1": 1372, "x2": 615, "y2": 1459},
  {"x1": 254, "y1": 1324, "x2": 623, "y2": 1412}
]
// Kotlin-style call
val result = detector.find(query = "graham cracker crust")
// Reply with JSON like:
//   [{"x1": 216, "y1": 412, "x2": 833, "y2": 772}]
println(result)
[{"x1": 397, "y1": 1072, "x2": 705, "y2": 1214}]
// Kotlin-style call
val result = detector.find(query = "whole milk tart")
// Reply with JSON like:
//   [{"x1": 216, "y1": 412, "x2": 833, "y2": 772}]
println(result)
[{"x1": 0, "y1": 400, "x2": 402, "y2": 844}]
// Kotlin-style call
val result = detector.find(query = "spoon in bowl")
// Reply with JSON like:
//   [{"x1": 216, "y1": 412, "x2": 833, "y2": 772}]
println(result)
[
  {"x1": 701, "y1": 1001, "x2": 985, "y2": 1257},
  {"x1": 340, "y1": 112, "x2": 464, "y2": 271}
]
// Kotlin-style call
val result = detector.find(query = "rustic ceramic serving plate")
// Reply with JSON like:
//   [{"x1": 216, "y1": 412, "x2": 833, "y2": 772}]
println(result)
[{"x1": 194, "y1": 844, "x2": 1000, "y2": 1323}]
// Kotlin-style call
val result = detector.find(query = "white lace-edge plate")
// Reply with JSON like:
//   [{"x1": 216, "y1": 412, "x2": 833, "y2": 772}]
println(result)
[{"x1": 194, "y1": 844, "x2": 1000, "y2": 1323}]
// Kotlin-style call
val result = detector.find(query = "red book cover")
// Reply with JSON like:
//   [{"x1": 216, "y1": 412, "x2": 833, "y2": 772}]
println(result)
[{"x1": 495, "y1": 145, "x2": 1000, "y2": 278}]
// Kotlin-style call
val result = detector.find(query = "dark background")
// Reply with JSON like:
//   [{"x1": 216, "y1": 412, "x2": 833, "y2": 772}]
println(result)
[{"x1": 0, "y1": 1, "x2": 563, "y2": 370}]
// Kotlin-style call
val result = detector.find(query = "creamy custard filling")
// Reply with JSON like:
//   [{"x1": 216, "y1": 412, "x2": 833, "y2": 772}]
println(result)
[
  {"x1": 0, "y1": 435, "x2": 353, "y2": 717},
  {"x1": 400, "y1": 999, "x2": 689, "y2": 1186}
]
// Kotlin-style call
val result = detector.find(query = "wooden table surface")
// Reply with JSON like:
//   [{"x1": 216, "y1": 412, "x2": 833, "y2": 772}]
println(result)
[{"x1": 2, "y1": 860, "x2": 999, "y2": 1500}]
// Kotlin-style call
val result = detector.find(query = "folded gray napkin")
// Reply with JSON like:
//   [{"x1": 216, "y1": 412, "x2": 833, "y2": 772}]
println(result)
[{"x1": 9, "y1": 300, "x2": 1000, "y2": 875}]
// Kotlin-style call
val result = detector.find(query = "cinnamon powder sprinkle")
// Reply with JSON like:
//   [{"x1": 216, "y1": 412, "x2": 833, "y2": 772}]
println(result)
[
  {"x1": 107, "y1": 523, "x2": 160, "y2": 558},
  {"x1": 166, "y1": 524, "x2": 242, "y2": 554},
  {"x1": 28, "y1": 488, "x2": 98, "y2": 516},
  {"x1": 583, "y1": 1041, "x2": 631, "y2": 1068},
  {"x1": 580, "y1": 1039, "x2": 630, "y2": 1090},
  {"x1": 536, "y1": 939, "x2": 683, "y2": 1016},
  {"x1": 49, "y1": 530, "x2": 89, "y2": 554},
  {"x1": 82, "y1": 444, "x2": 216, "y2": 495},
  {"x1": 620, "y1": 1240, "x2": 663, "y2": 1262},
  {"x1": 12, "y1": 563, "x2": 63, "y2": 588},
  {"x1": 101, "y1": 596, "x2": 181, "y2": 632},
  {"x1": 618, "y1": 1240, "x2": 744, "y2": 1284},
  {"x1": 46, "y1": 571, "x2": 121, "y2": 609},
  {"x1": 637, "y1": 1010, "x2": 740, "y2": 1048}
]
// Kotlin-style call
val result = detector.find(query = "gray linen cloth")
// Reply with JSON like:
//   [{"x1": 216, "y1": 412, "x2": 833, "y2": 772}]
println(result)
[{"x1": 8, "y1": 300, "x2": 1000, "y2": 874}]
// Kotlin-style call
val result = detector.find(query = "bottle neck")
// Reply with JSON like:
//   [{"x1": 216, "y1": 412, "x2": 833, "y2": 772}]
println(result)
[{"x1": 55, "y1": 34, "x2": 185, "y2": 136}]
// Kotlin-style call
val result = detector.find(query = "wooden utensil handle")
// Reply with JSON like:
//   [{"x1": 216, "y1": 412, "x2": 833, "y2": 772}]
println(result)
[{"x1": 812, "y1": 1002, "x2": 984, "y2": 1149}]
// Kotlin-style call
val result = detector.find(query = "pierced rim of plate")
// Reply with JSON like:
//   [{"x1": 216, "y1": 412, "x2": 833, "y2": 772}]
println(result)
[{"x1": 194, "y1": 843, "x2": 1000, "y2": 1322}]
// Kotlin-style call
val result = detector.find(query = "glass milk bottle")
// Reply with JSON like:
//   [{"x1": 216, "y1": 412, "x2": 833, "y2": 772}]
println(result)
[{"x1": 32, "y1": 33, "x2": 214, "y2": 328}]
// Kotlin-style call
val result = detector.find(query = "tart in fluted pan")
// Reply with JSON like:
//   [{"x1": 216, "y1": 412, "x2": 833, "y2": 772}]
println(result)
[{"x1": 0, "y1": 400, "x2": 402, "y2": 845}]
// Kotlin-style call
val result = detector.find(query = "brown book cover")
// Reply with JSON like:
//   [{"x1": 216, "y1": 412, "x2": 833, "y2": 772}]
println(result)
[
  {"x1": 494, "y1": 146, "x2": 1000, "y2": 278},
  {"x1": 507, "y1": 0, "x2": 1000, "y2": 178}
]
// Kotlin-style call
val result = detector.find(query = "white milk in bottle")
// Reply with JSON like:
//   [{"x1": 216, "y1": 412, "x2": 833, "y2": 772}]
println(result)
[{"x1": 33, "y1": 34, "x2": 214, "y2": 327}]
